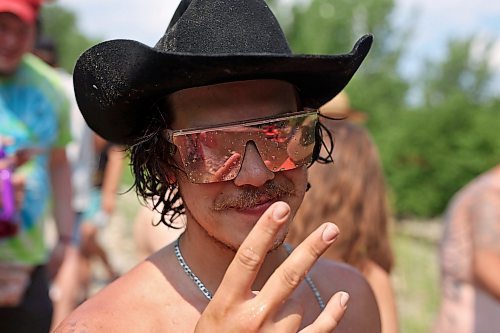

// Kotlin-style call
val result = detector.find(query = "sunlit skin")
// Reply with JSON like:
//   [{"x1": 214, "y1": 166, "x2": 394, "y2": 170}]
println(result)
[{"x1": 0, "y1": 13, "x2": 35, "y2": 76}]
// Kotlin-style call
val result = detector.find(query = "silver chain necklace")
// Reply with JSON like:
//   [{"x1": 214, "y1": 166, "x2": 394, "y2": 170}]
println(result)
[
  {"x1": 174, "y1": 237, "x2": 213, "y2": 300},
  {"x1": 174, "y1": 238, "x2": 325, "y2": 309}
]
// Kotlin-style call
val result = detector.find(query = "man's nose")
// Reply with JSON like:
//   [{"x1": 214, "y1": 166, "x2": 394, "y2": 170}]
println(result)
[{"x1": 233, "y1": 141, "x2": 274, "y2": 187}]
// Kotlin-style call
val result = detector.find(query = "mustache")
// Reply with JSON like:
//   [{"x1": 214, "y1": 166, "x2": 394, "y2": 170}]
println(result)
[{"x1": 213, "y1": 181, "x2": 295, "y2": 211}]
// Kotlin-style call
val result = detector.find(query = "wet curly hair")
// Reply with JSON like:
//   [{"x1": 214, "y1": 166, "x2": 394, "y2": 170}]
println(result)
[{"x1": 128, "y1": 93, "x2": 335, "y2": 228}]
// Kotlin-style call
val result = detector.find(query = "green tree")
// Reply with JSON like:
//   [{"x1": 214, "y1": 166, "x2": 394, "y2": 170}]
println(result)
[
  {"x1": 39, "y1": 5, "x2": 100, "y2": 73},
  {"x1": 276, "y1": 0, "x2": 412, "y2": 121},
  {"x1": 420, "y1": 37, "x2": 495, "y2": 107},
  {"x1": 383, "y1": 37, "x2": 500, "y2": 217}
]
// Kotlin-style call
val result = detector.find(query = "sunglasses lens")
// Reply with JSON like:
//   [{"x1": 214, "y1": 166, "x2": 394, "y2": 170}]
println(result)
[
  {"x1": 172, "y1": 111, "x2": 318, "y2": 183},
  {"x1": 257, "y1": 117, "x2": 317, "y2": 172},
  {"x1": 173, "y1": 133, "x2": 244, "y2": 183}
]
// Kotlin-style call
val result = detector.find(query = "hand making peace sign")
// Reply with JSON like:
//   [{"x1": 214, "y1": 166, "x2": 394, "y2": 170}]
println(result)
[{"x1": 195, "y1": 201, "x2": 348, "y2": 332}]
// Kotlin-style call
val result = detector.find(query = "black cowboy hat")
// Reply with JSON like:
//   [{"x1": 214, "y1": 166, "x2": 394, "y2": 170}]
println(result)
[{"x1": 73, "y1": 0, "x2": 373, "y2": 144}]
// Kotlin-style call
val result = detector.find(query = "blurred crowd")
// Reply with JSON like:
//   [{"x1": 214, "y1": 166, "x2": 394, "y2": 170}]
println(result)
[{"x1": 0, "y1": 1, "x2": 498, "y2": 333}]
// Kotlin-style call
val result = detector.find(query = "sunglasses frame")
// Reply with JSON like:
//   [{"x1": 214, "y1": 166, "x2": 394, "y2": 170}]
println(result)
[
  {"x1": 164, "y1": 109, "x2": 317, "y2": 141},
  {"x1": 163, "y1": 109, "x2": 319, "y2": 183}
]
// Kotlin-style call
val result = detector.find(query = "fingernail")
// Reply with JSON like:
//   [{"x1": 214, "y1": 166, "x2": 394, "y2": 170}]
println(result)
[
  {"x1": 340, "y1": 292, "x2": 350, "y2": 308},
  {"x1": 322, "y1": 223, "x2": 339, "y2": 242},
  {"x1": 273, "y1": 203, "x2": 289, "y2": 220}
]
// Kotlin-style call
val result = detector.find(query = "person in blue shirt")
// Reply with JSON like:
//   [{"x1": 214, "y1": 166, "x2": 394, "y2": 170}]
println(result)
[{"x1": 0, "y1": 1, "x2": 75, "y2": 331}]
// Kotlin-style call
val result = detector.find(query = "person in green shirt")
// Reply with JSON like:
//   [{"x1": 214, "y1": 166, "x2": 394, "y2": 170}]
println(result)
[{"x1": 0, "y1": 1, "x2": 75, "y2": 331}]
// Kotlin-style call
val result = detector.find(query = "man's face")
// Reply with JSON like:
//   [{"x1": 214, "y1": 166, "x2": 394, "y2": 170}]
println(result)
[
  {"x1": 169, "y1": 79, "x2": 309, "y2": 251},
  {"x1": 0, "y1": 13, "x2": 35, "y2": 75}
]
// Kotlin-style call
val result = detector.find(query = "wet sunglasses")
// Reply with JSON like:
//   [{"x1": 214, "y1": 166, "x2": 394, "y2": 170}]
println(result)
[{"x1": 164, "y1": 109, "x2": 319, "y2": 184}]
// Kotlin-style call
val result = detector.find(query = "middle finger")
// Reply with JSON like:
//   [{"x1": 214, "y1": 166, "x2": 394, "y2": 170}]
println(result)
[{"x1": 258, "y1": 222, "x2": 339, "y2": 309}]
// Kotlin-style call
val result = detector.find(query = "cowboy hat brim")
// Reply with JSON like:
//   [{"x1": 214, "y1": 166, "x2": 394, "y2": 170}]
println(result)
[{"x1": 74, "y1": 34, "x2": 373, "y2": 144}]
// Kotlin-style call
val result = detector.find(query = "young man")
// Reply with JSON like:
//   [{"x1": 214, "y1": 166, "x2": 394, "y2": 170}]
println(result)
[
  {"x1": 57, "y1": 0, "x2": 380, "y2": 331},
  {"x1": 0, "y1": 1, "x2": 75, "y2": 332}
]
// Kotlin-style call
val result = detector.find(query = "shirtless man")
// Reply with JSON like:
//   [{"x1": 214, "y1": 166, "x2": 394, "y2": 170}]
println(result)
[{"x1": 56, "y1": 0, "x2": 380, "y2": 331}]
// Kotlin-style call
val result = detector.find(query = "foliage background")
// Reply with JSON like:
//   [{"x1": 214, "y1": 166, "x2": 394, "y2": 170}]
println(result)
[{"x1": 39, "y1": 5, "x2": 99, "y2": 73}]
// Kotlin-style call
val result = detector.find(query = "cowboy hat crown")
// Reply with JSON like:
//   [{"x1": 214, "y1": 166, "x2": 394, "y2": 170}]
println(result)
[
  {"x1": 156, "y1": 0, "x2": 291, "y2": 54},
  {"x1": 74, "y1": 0, "x2": 373, "y2": 144}
]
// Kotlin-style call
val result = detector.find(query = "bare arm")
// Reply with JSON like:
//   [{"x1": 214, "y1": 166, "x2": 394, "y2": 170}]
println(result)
[
  {"x1": 474, "y1": 250, "x2": 500, "y2": 299},
  {"x1": 48, "y1": 147, "x2": 75, "y2": 278},
  {"x1": 472, "y1": 192, "x2": 500, "y2": 300}
]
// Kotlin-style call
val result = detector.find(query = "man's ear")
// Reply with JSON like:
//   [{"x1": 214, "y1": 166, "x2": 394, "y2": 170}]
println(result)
[{"x1": 162, "y1": 165, "x2": 177, "y2": 184}]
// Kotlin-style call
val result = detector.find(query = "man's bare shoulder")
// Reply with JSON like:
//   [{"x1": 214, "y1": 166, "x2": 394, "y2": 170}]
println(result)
[
  {"x1": 55, "y1": 247, "x2": 184, "y2": 332},
  {"x1": 314, "y1": 258, "x2": 382, "y2": 333},
  {"x1": 315, "y1": 259, "x2": 369, "y2": 291}
]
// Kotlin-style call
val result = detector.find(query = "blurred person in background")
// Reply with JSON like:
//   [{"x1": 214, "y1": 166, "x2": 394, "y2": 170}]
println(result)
[
  {"x1": 0, "y1": 0, "x2": 75, "y2": 332},
  {"x1": 33, "y1": 34, "x2": 125, "y2": 321},
  {"x1": 78, "y1": 134, "x2": 123, "y2": 297},
  {"x1": 287, "y1": 93, "x2": 399, "y2": 333},
  {"x1": 434, "y1": 165, "x2": 500, "y2": 333}
]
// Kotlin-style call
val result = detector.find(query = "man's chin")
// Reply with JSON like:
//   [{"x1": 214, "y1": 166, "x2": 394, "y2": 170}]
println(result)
[{"x1": 216, "y1": 230, "x2": 288, "y2": 254}]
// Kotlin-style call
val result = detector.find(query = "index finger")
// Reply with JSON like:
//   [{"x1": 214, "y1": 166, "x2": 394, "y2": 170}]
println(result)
[{"x1": 215, "y1": 201, "x2": 291, "y2": 300}]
